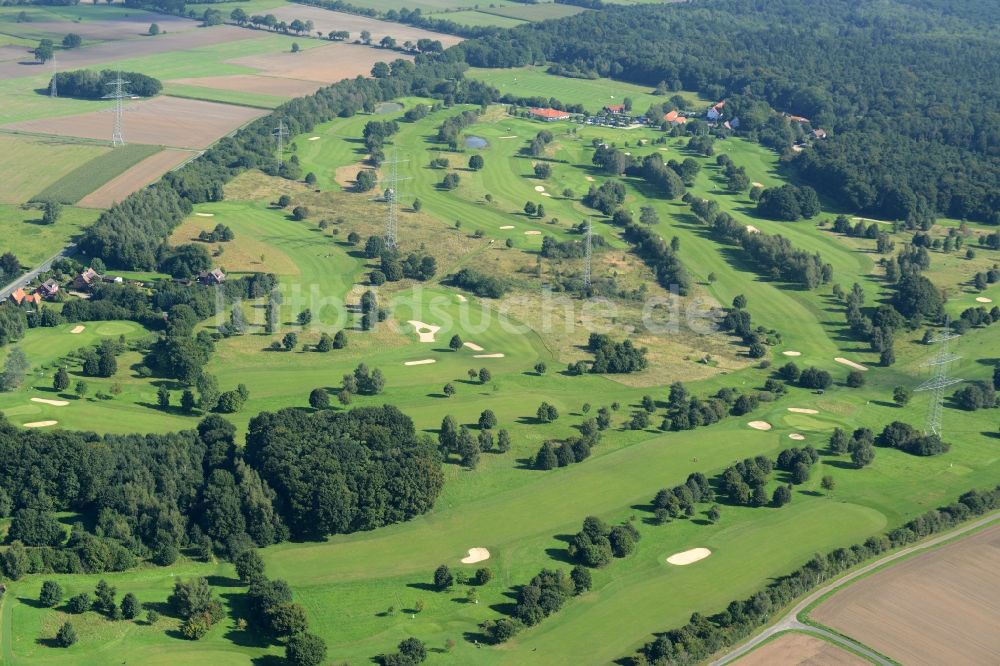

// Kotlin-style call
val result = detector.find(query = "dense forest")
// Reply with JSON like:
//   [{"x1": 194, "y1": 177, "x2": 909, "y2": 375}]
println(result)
[
  {"x1": 48, "y1": 70, "x2": 162, "y2": 99},
  {"x1": 453, "y1": 0, "x2": 1000, "y2": 225},
  {"x1": 0, "y1": 406, "x2": 443, "y2": 578}
]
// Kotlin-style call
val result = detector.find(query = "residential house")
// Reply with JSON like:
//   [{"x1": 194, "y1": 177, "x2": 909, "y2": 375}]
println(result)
[
  {"x1": 604, "y1": 104, "x2": 626, "y2": 114},
  {"x1": 663, "y1": 110, "x2": 688, "y2": 126},
  {"x1": 812, "y1": 128, "x2": 827, "y2": 139},
  {"x1": 9, "y1": 288, "x2": 41, "y2": 307},
  {"x1": 706, "y1": 100, "x2": 725, "y2": 121},
  {"x1": 73, "y1": 267, "x2": 101, "y2": 291},
  {"x1": 529, "y1": 107, "x2": 572, "y2": 122},
  {"x1": 788, "y1": 114, "x2": 810, "y2": 124},
  {"x1": 198, "y1": 268, "x2": 226, "y2": 286},
  {"x1": 37, "y1": 279, "x2": 59, "y2": 300}
]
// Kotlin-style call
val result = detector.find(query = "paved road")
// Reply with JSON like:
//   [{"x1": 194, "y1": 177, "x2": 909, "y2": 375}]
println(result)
[
  {"x1": 0, "y1": 244, "x2": 75, "y2": 301},
  {"x1": 710, "y1": 512, "x2": 1000, "y2": 665}
]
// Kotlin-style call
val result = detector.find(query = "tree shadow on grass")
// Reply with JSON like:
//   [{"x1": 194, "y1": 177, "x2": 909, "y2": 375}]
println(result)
[
  {"x1": 18, "y1": 596, "x2": 48, "y2": 609},
  {"x1": 35, "y1": 636, "x2": 61, "y2": 648},
  {"x1": 544, "y1": 547, "x2": 574, "y2": 565},
  {"x1": 405, "y1": 582, "x2": 438, "y2": 592},
  {"x1": 206, "y1": 575, "x2": 243, "y2": 589},
  {"x1": 251, "y1": 657, "x2": 287, "y2": 666},
  {"x1": 824, "y1": 460, "x2": 858, "y2": 470}
]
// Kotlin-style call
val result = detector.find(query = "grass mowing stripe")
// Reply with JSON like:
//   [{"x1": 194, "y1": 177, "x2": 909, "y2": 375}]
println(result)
[{"x1": 30, "y1": 143, "x2": 162, "y2": 204}]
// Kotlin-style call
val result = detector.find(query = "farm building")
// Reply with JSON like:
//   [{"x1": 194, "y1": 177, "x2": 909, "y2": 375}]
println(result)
[
  {"x1": 198, "y1": 268, "x2": 226, "y2": 285},
  {"x1": 706, "y1": 100, "x2": 725, "y2": 120},
  {"x1": 529, "y1": 107, "x2": 572, "y2": 122},
  {"x1": 663, "y1": 110, "x2": 688, "y2": 125},
  {"x1": 9, "y1": 288, "x2": 41, "y2": 306}
]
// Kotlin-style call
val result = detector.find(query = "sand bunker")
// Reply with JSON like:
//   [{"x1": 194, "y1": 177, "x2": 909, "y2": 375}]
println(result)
[
  {"x1": 31, "y1": 398, "x2": 68, "y2": 407},
  {"x1": 789, "y1": 433, "x2": 806, "y2": 441},
  {"x1": 474, "y1": 353, "x2": 505, "y2": 358},
  {"x1": 835, "y1": 357, "x2": 868, "y2": 371},
  {"x1": 499, "y1": 225, "x2": 515, "y2": 230},
  {"x1": 461, "y1": 548, "x2": 490, "y2": 564},
  {"x1": 976, "y1": 297, "x2": 993, "y2": 303},
  {"x1": 667, "y1": 548, "x2": 711, "y2": 566},
  {"x1": 308, "y1": 136, "x2": 320, "y2": 141},
  {"x1": 70, "y1": 325, "x2": 85, "y2": 334},
  {"x1": 585, "y1": 176, "x2": 595, "y2": 182},
  {"x1": 404, "y1": 359, "x2": 436, "y2": 366},
  {"x1": 455, "y1": 294, "x2": 467, "y2": 302},
  {"x1": 788, "y1": 408, "x2": 819, "y2": 414},
  {"x1": 748, "y1": 421, "x2": 772, "y2": 431},
  {"x1": 498, "y1": 135, "x2": 518, "y2": 139},
  {"x1": 782, "y1": 350, "x2": 801, "y2": 356},
  {"x1": 195, "y1": 212, "x2": 214, "y2": 217},
  {"x1": 524, "y1": 230, "x2": 541, "y2": 235},
  {"x1": 534, "y1": 185, "x2": 545, "y2": 192},
  {"x1": 752, "y1": 181, "x2": 763, "y2": 188},
  {"x1": 463, "y1": 342, "x2": 484, "y2": 351},
  {"x1": 746, "y1": 225, "x2": 761, "y2": 234},
  {"x1": 541, "y1": 192, "x2": 552, "y2": 197},
  {"x1": 407, "y1": 320, "x2": 440, "y2": 343},
  {"x1": 24, "y1": 421, "x2": 58, "y2": 428}
]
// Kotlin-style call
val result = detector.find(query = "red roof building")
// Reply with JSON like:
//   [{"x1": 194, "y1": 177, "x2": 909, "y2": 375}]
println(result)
[
  {"x1": 529, "y1": 107, "x2": 572, "y2": 121},
  {"x1": 604, "y1": 104, "x2": 626, "y2": 113}
]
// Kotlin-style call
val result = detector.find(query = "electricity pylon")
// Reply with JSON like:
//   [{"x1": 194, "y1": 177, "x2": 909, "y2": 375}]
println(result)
[
  {"x1": 101, "y1": 72, "x2": 130, "y2": 147},
  {"x1": 914, "y1": 330, "x2": 963, "y2": 436},
  {"x1": 380, "y1": 148, "x2": 410, "y2": 249},
  {"x1": 272, "y1": 120, "x2": 288, "y2": 165}
]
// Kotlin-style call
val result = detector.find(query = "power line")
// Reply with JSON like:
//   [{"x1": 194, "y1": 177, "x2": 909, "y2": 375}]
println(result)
[
  {"x1": 272, "y1": 120, "x2": 288, "y2": 166},
  {"x1": 380, "y1": 148, "x2": 410, "y2": 249},
  {"x1": 49, "y1": 54, "x2": 57, "y2": 98},
  {"x1": 913, "y1": 329, "x2": 963, "y2": 437},
  {"x1": 101, "y1": 72, "x2": 130, "y2": 147}
]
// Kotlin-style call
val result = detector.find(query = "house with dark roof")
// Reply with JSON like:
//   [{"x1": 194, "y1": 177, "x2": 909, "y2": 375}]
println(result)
[
  {"x1": 198, "y1": 268, "x2": 226, "y2": 286},
  {"x1": 73, "y1": 267, "x2": 101, "y2": 291},
  {"x1": 706, "y1": 100, "x2": 725, "y2": 121},
  {"x1": 37, "y1": 279, "x2": 60, "y2": 300}
]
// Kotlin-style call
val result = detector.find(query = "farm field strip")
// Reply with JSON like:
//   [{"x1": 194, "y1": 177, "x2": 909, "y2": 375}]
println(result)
[
  {"x1": 31, "y1": 142, "x2": 162, "y2": 204},
  {"x1": 76, "y1": 147, "x2": 199, "y2": 208},
  {"x1": 263, "y1": 5, "x2": 465, "y2": 47},
  {"x1": 0, "y1": 133, "x2": 109, "y2": 204}
]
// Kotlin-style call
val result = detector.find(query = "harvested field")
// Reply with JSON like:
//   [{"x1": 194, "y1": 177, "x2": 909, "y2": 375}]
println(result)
[
  {"x1": 226, "y1": 42, "x2": 412, "y2": 85},
  {"x1": 0, "y1": 24, "x2": 256, "y2": 81},
  {"x1": 3, "y1": 96, "x2": 267, "y2": 150},
  {"x1": 812, "y1": 522, "x2": 1000, "y2": 666},
  {"x1": 735, "y1": 633, "x2": 866, "y2": 666},
  {"x1": 168, "y1": 74, "x2": 323, "y2": 98},
  {"x1": 263, "y1": 6, "x2": 463, "y2": 48},
  {"x1": 78, "y1": 148, "x2": 197, "y2": 208}
]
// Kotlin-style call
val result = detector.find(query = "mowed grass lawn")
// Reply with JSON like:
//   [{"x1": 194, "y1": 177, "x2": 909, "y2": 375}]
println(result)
[
  {"x1": 3, "y1": 90, "x2": 1000, "y2": 665},
  {"x1": 0, "y1": 203, "x2": 99, "y2": 265},
  {"x1": 468, "y1": 66, "x2": 708, "y2": 112},
  {"x1": 0, "y1": 135, "x2": 110, "y2": 204}
]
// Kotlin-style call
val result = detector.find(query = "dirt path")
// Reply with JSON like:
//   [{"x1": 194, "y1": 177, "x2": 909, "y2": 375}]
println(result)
[{"x1": 710, "y1": 512, "x2": 1000, "y2": 666}]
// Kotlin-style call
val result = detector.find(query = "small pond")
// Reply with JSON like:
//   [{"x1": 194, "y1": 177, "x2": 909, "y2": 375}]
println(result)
[
  {"x1": 374, "y1": 102, "x2": 403, "y2": 114},
  {"x1": 464, "y1": 135, "x2": 488, "y2": 149}
]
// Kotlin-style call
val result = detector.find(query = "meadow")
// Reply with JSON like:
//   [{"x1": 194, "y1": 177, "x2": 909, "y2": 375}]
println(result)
[
  {"x1": 468, "y1": 65, "x2": 707, "y2": 111},
  {"x1": 0, "y1": 204, "x2": 99, "y2": 266},
  {"x1": 2, "y1": 70, "x2": 1000, "y2": 664},
  {"x1": 0, "y1": 134, "x2": 110, "y2": 204},
  {"x1": 430, "y1": 10, "x2": 526, "y2": 28}
]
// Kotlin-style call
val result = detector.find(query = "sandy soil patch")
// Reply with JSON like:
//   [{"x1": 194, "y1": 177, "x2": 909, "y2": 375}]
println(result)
[
  {"x1": 170, "y1": 74, "x2": 322, "y2": 98},
  {"x1": 24, "y1": 421, "x2": 58, "y2": 428},
  {"x1": 407, "y1": 320, "x2": 440, "y2": 343},
  {"x1": 77, "y1": 148, "x2": 197, "y2": 208},
  {"x1": 499, "y1": 225, "x2": 515, "y2": 229},
  {"x1": 524, "y1": 230, "x2": 541, "y2": 235},
  {"x1": 782, "y1": 350, "x2": 801, "y2": 356},
  {"x1": 3, "y1": 96, "x2": 267, "y2": 150},
  {"x1": 0, "y1": 25, "x2": 256, "y2": 83},
  {"x1": 787, "y1": 408, "x2": 819, "y2": 414},
  {"x1": 455, "y1": 294, "x2": 467, "y2": 302},
  {"x1": 747, "y1": 421, "x2": 772, "y2": 431},
  {"x1": 834, "y1": 357, "x2": 868, "y2": 371},
  {"x1": 404, "y1": 359, "x2": 436, "y2": 366},
  {"x1": 666, "y1": 548, "x2": 711, "y2": 565},
  {"x1": 227, "y1": 41, "x2": 415, "y2": 85},
  {"x1": 463, "y1": 342, "x2": 484, "y2": 351},
  {"x1": 335, "y1": 163, "x2": 379, "y2": 189},
  {"x1": 976, "y1": 296, "x2": 993, "y2": 303},
  {"x1": 474, "y1": 353, "x2": 505, "y2": 358},
  {"x1": 30, "y1": 398, "x2": 69, "y2": 407},
  {"x1": 734, "y1": 633, "x2": 866, "y2": 666},
  {"x1": 788, "y1": 433, "x2": 806, "y2": 441},
  {"x1": 534, "y1": 185, "x2": 545, "y2": 192},
  {"x1": 745, "y1": 225, "x2": 760, "y2": 234},
  {"x1": 812, "y1": 523, "x2": 1000, "y2": 666},
  {"x1": 461, "y1": 547, "x2": 490, "y2": 564},
  {"x1": 751, "y1": 181, "x2": 763, "y2": 188},
  {"x1": 68, "y1": 325, "x2": 86, "y2": 335},
  {"x1": 265, "y1": 6, "x2": 463, "y2": 48}
]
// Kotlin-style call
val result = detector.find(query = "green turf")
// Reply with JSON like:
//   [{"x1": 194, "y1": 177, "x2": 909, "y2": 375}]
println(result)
[
  {"x1": 2, "y1": 82, "x2": 1000, "y2": 665},
  {"x1": 478, "y1": 3, "x2": 588, "y2": 21},
  {"x1": 0, "y1": 134, "x2": 110, "y2": 204},
  {"x1": 432, "y1": 9, "x2": 527, "y2": 28},
  {"x1": 468, "y1": 66, "x2": 708, "y2": 112},
  {"x1": 160, "y1": 82, "x2": 288, "y2": 109},
  {"x1": 0, "y1": 203, "x2": 99, "y2": 266},
  {"x1": 31, "y1": 143, "x2": 161, "y2": 204}
]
